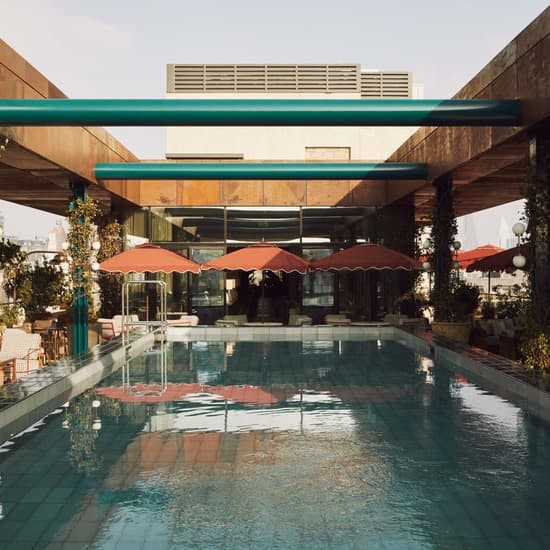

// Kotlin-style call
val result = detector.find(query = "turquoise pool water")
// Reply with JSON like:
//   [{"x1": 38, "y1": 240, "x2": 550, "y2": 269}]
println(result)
[{"x1": 1, "y1": 339, "x2": 550, "y2": 549}]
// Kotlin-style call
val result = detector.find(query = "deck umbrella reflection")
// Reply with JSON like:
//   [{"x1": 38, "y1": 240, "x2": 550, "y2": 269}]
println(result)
[{"x1": 97, "y1": 382, "x2": 291, "y2": 405}]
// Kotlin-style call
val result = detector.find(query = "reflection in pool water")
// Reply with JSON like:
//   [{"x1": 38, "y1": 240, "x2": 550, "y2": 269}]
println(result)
[{"x1": 0, "y1": 340, "x2": 549, "y2": 549}]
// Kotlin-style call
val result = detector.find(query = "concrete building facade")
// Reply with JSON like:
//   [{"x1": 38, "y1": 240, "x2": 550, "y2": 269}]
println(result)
[{"x1": 166, "y1": 64, "x2": 421, "y2": 162}]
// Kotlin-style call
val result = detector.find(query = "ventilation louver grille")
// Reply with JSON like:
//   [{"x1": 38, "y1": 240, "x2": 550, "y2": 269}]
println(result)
[
  {"x1": 360, "y1": 72, "x2": 411, "y2": 98},
  {"x1": 168, "y1": 65, "x2": 411, "y2": 97}
]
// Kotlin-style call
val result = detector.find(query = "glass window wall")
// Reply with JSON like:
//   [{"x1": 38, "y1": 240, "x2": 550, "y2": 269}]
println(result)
[
  {"x1": 190, "y1": 248, "x2": 224, "y2": 307},
  {"x1": 151, "y1": 207, "x2": 225, "y2": 243},
  {"x1": 227, "y1": 207, "x2": 299, "y2": 243},
  {"x1": 302, "y1": 248, "x2": 335, "y2": 307}
]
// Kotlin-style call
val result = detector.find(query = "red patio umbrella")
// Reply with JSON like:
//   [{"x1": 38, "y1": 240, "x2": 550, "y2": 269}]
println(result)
[
  {"x1": 200, "y1": 242, "x2": 309, "y2": 274},
  {"x1": 467, "y1": 243, "x2": 529, "y2": 272},
  {"x1": 309, "y1": 243, "x2": 422, "y2": 271},
  {"x1": 99, "y1": 243, "x2": 200, "y2": 274},
  {"x1": 456, "y1": 244, "x2": 503, "y2": 270}
]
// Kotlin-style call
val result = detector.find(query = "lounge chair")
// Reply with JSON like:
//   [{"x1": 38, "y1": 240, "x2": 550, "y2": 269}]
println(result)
[
  {"x1": 98, "y1": 314, "x2": 142, "y2": 339},
  {"x1": 167, "y1": 314, "x2": 200, "y2": 326},
  {"x1": 215, "y1": 314, "x2": 248, "y2": 327},
  {"x1": 324, "y1": 314, "x2": 351, "y2": 326},
  {"x1": 97, "y1": 315, "x2": 124, "y2": 340},
  {"x1": 288, "y1": 308, "x2": 312, "y2": 326},
  {"x1": 0, "y1": 328, "x2": 44, "y2": 378}
]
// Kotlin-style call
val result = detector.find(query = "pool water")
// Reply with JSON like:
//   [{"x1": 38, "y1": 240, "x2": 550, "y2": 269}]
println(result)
[{"x1": 1, "y1": 339, "x2": 550, "y2": 549}]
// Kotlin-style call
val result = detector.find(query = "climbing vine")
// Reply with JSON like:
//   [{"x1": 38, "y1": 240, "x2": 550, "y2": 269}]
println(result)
[
  {"x1": 518, "y1": 139, "x2": 550, "y2": 373},
  {"x1": 66, "y1": 196, "x2": 100, "y2": 314},
  {"x1": 96, "y1": 218, "x2": 124, "y2": 318},
  {"x1": 430, "y1": 179, "x2": 458, "y2": 322},
  {"x1": 523, "y1": 148, "x2": 550, "y2": 330}
]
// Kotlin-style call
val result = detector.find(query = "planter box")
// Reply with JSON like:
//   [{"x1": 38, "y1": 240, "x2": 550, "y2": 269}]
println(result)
[{"x1": 432, "y1": 321, "x2": 471, "y2": 344}]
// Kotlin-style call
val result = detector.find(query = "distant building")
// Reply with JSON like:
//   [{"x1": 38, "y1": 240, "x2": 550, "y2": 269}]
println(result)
[
  {"x1": 47, "y1": 221, "x2": 67, "y2": 253},
  {"x1": 498, "y1": 217, "x2": 516, "y2": 249},
  {"x1": 458, "y1": 215, "x2": 479, "y2": 250},
  {"x1": 5, "y1": 236, "x2": 49, "y2": 265}
]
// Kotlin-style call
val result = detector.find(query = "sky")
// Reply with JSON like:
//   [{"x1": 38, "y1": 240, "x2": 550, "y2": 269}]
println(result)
[{"x1": 0, "y1": 0, "x2": 547, "y2": 243}]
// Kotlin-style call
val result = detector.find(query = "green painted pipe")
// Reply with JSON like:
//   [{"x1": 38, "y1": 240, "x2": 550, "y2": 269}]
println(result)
[
  {"x1": 0, "y1": 99, "x2": 521, "y2": 126},
  {"x1": 94, "y1": 162, "x2": 428, "y2": 180}
]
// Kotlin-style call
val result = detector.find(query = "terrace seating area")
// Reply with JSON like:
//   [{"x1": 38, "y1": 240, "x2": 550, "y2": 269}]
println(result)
[
  {"x1": 215, "y1": 314, "x2": 249, "y2": 327},
  {"x1": 167, "y1": 314, "x2": 200, "y2": 326},
  {"x1": 324, "y1": 314, "x2": 351, "y2": 326},
  {"x1": 470, "y1": 318, "x2": 523, "y2": 360},
  {"x1": 0, "y1": 328, "x2": 44, "y2": 383},
  {"x1": 288, "y1": 308, "x2": 312, "y2": 326},
  {"x1": 383, "y1": 314, "x2": 428, "y2": 333},
  {"x1": 97, "y1": 314, "x2": 140, "y2": 340},
  {"x1": 31, "y1": 319, "x2": 68, "y2": 363}
]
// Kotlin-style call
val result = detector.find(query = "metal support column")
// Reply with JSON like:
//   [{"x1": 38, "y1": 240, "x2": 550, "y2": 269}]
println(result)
[{"x1": 71, "y1": 182, "x2": 89, "y2": 356}]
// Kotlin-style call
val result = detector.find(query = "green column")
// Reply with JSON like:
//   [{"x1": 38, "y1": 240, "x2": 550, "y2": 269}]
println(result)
[{"x1": 71, "y1": 182, "x2": 88, "y2": 356}]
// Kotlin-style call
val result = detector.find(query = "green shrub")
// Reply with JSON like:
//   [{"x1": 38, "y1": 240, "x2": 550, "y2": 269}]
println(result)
[
  {"x1": 521, "y1": 332, "x2": 550, "y2": 371},
  {"x1": 430, "y1": 280, "x2": 480, "y2": 322},
  {"x1": 494, "y1": 283, "x2": 528, "y2": 319},
  {"x1": 395, "y1": 290, "x2": 428, "y2": 318},
  {"x1": 480, "y1": 300, "x2": 496, "y2": 319}
]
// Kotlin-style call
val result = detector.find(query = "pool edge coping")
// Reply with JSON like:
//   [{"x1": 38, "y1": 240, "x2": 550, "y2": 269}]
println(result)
[{"x1": 0, "y1": 331, "x2": 155, "y2": 445}]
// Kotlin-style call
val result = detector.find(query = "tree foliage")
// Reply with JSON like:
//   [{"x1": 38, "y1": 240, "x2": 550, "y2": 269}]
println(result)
[
  {"x1": 16, "y1": 262, "x2": 70, "y2": 319},
  {"x1": 96, "y1": 218, "x2": 124, "y2": 318},
  {"x1": 66, "y1": 196, "x2": 100, "y2": 317}
]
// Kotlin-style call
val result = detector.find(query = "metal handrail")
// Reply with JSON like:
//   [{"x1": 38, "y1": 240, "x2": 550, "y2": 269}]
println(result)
[{"x1": 121, "y1": 280, "x2": 167, "y2": 345}]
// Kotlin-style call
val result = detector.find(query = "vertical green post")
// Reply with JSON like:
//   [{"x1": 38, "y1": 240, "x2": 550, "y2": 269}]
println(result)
[{"x1": 71, "y1": 182, "x2": 88, "y2": 356}]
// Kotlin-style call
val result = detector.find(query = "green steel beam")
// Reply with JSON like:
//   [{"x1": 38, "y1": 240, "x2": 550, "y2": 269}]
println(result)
[
  {"x1": 94, "y1": 162, "x2": 428, "y2": 180},
  {"x1": 0, "y1": 99, "x2": 522, "y2": 126}
]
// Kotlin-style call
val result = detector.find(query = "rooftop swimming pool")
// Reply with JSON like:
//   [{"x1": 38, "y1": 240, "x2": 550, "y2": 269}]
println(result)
[{"x1": 1, "y1": 338, "x2": 550, "y2": 549}]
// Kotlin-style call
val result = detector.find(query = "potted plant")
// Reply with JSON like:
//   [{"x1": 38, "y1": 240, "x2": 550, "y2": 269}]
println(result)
[
  {"x1": 493, "y1": 283, "x2": 527, "y2": 320},
  {"x1": 394, "y1": 290, "x2": 428, "y2": 318},
  {"x1": 480, "y1": 299, "x2": 496, "y2": 320},
  {"x1": 431, "y1": 280, "x2": 480, "y2": 343}
]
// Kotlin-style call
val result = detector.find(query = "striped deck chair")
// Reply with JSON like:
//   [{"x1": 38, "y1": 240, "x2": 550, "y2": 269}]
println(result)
[
  {"x1": 97, "y1": 315, "x2": 123, "y2": 340},
  {"x1": 167, "y1": 314, "x2": 200, "y2": 327}
]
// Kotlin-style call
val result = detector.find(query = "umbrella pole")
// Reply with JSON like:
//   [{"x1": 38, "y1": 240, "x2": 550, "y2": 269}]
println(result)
[
  {"x1": 487, "y1": 272, "x2": 491, "y2": 302},
  {"x1": 260, "y1": 271, "x2": 266, "y2": 321}
]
